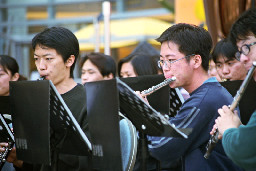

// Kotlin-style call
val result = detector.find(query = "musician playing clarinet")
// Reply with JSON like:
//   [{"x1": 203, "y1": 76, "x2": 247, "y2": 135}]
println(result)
[
  {"x1": 211, "y1": 8, "x2": 256, "y2": 170},
  {"x1": 145, "y1": 23, "x2": 243, "y2": 171},
  {"x1": 0, "y1": 27, "x2": 88, "y2": 171}
]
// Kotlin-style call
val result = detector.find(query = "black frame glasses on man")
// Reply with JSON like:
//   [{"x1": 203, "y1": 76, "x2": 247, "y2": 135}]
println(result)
[
  {"x1": 157, "y1": 54, "x2": 195, "y2": 69},
  {"x1": 235, "y1": 42, "x2": 256, "y2": 61}
]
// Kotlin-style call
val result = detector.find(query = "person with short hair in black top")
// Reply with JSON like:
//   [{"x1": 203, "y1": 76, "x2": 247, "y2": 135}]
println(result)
[{"x1": 0, "y1": 27, "x2": 88, "y2": 171}]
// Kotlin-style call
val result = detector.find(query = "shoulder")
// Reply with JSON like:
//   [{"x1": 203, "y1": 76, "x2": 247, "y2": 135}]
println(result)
[
  {"x1": 192, "y1": 82, "x2": 232, "y2": 100},
  {"x1": 62, "y1": 83, "x2": 86, "y2": 101},
  {"x1": 184, "y1": 82, "x2": 233, "y2": 110}
]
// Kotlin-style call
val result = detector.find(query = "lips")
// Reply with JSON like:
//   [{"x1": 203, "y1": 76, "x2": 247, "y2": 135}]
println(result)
[
  {"x1": 164, "y1": 74, "x2": 173, "y2": 79},
  {"x1": 40, "y1": 75, "x2": 48, "y2": 80}
]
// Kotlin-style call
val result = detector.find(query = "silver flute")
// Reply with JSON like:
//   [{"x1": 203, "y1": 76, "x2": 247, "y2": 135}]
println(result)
[
  {"x1": 141, "y1": 77, "x2": 176, "y2": 97},
  {"x1": 204, "y1": 61, "x2": 256, "y2": 159}
]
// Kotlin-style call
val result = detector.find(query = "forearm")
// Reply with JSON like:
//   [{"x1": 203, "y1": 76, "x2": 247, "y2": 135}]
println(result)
[
  {"x1": 222, "y1": 125, "x2": 256, "y2": 169},
  {"x1": 148, "y1": 136, "x2": 186, "y2": 162}
]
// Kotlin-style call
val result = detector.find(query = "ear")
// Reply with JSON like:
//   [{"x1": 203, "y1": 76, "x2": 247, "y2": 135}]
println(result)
[
  {"x1": 65, "y1": 55, "x2": 75, "y2": 67},
  {"x1": 11, "y1": 73, "x2": 19, "y2": 81},
  {"x1": 192, "y1": 55, "x2": 202, "y2": 69},
  {"x1": 103, "y1": 73, "x2": 114, "y2": 80}
]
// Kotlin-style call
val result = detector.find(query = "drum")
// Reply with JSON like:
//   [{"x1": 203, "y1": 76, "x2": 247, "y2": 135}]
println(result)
[{"x1": 119, "y1": 113, "x2": 137, "y2": 171}]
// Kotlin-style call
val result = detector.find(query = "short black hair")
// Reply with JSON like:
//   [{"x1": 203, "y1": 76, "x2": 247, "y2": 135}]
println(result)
[
  {"x1": 156, "y1": 23, "x2": 212, "y2": 71},
  {"x1": 32, "y1": 27, "x2": 79, "y2": 78},
  {"x1": 229, "y1": 8, "x2": 256, "y2": 45},
  {"x1": 80, "y1": 52, "x2": 116, "y2": 77},
  {"x1": 211, "y1": 38, "x2": 238, "y2": 63}
]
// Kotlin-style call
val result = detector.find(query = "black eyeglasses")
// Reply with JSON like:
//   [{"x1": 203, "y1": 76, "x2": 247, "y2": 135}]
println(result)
[
  {"x1": 235, "y1": 42, "x2": 256, "y2": 61},
  {"x1": 157, "y1": 54, "x2": 195, "y2": 69}
]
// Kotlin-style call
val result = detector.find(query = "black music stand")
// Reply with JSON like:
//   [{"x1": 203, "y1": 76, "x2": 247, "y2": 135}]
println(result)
[
  {"x1": 85, "y1": 77, "x2": 191, "y2": 171},
  {"x1": 120, "y1": 74, "x2": 185, "y2": 117},
  {"x1": 85, "y1": 79, "x2": 123, "y2": 171},
  {"x1": 117, "y1": 77, "x2": 191, "y2": 171},
  {"x1": 221, "y1": 79, "x2": 256, "y2": 124},
  {"x1": 117, "y1": 78, "x2": 189, "y2": 138},
  {"x1": 120, "y1": 74, "x2": 170, "y2": 115},
  {"x1": 9, "y1": 80, "x2": 91, "y2": 166}
]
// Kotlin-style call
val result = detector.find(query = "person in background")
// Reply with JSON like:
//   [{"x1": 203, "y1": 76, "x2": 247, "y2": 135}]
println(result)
[
  {"x1": 211, "y1": 38, "x2": 247, "y2": 81},
  {"x1": 80, "y1": 52, "x2": 116, "y2": 84},
  {"x1": 118, "y1": 53, "x2": 159, "y2": 78},
  {"x1": 0, "y1": 55, "x2": 27, "y2": 96},
  {"x1": 146, "y1": 23, "x2": 243, "y2": 171},
  {"x1": 0, "y1": 55, "x2": 27, "y2": 171},
  {"x1": 208, "y1": 57, "x2": 222, "y2": 81},
  {"x1": 80, "y1": 52, "x2": 139, "y2": 171},
  {"x1": 118, "y1": 52, "x2": 162, "y2": 171},
  {"x1": 211, "y1": 8, "x2": 256, "y2": 170}
]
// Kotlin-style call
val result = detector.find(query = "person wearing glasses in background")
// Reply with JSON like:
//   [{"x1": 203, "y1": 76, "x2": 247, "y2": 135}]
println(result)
[
  {"x1": 211, "y1": 8, "x2": 256, "y2": 171},
  {"x1": 145, "y1": 23, "x2": 243, "y2": 171},
  {"x1": 211, "y1": 38, "x2": 247, "y2": 81}
]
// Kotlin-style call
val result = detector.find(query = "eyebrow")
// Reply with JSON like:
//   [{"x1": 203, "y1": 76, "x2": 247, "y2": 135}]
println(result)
[
  {"x1": 34, "y1": 53, "x2": 53, "y2": 57},
  {"x1": 160, "y1": 54, "x2": 176, "y2": 58},
  {"x1": 217, "y1": 59, "x2": 236, "y2": 63},
  {"x1": 83, "y1": 68, "x2": 96, "y2": 72}
]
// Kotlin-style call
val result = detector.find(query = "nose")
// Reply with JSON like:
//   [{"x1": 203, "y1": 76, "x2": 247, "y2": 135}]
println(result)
[
  {"x1": 222, "y1": 64, "x2": 230, "y2": 74},
  {"x1": 240, "y1": 54, "x2": 249, "y2": 64},
  {"x1": 81, "y1": 73, "x2": 88, "y2": 84},
  {"x1": 162, "y1": 61, "x2": 170, "y2": 72},
  {"x1": 38, "y1": 59, "x2": 46, "y2": 70}
]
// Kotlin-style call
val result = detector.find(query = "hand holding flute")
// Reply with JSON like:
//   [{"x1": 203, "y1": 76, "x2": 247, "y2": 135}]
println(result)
[
  {"x1": 141, "y1": 77, "x2": 176, "y2": 97},
  {"x1": 135, "y1": 76, "x2": 176, "y2": 104},
  {"x1": 210, "y1": 106, "x2": 242, "y2": 139},
  {"x1": 204, "y1": 61, "x2": 256, "y2": 159}
]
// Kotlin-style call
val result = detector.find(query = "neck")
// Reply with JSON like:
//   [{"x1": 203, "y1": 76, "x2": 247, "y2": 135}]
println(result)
[
  {"x1": 184, "y1": 71, "x2": 210, "y2": 94},
  {"x1": 55, "y1": 78, "x2": 77, "y2": 94}
]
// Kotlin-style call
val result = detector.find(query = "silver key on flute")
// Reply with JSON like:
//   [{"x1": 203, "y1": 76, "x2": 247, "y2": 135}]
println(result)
[{"x1": 141, "y1": 77, "x2": 176, "y2": 97}]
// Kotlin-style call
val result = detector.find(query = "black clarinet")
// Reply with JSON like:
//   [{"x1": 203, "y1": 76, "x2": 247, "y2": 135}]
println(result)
[
  {"x1": 0, "y1": 114, "x2": 15, "y2": 169},
  {"x1": 204, "y1": 61, "x2": 256, "y2": 159}
]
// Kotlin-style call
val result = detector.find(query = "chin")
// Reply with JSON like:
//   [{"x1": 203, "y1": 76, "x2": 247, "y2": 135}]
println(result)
[{"x1": 169, "y1": 83, "x2": 177, "y2": 89}]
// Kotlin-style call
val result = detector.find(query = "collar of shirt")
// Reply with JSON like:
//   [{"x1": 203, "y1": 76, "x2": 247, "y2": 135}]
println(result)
[{"x1": 203, "y1": 77, "x2": 218, "y2": 84}]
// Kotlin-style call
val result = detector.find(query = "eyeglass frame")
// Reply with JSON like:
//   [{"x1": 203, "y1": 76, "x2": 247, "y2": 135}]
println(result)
[
  {"x1": 235, "y1": 41, "x2": 256, "y2": 61},
  {"x1": 157, "y1": 54, "x2": 195, "y2": 69}
]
